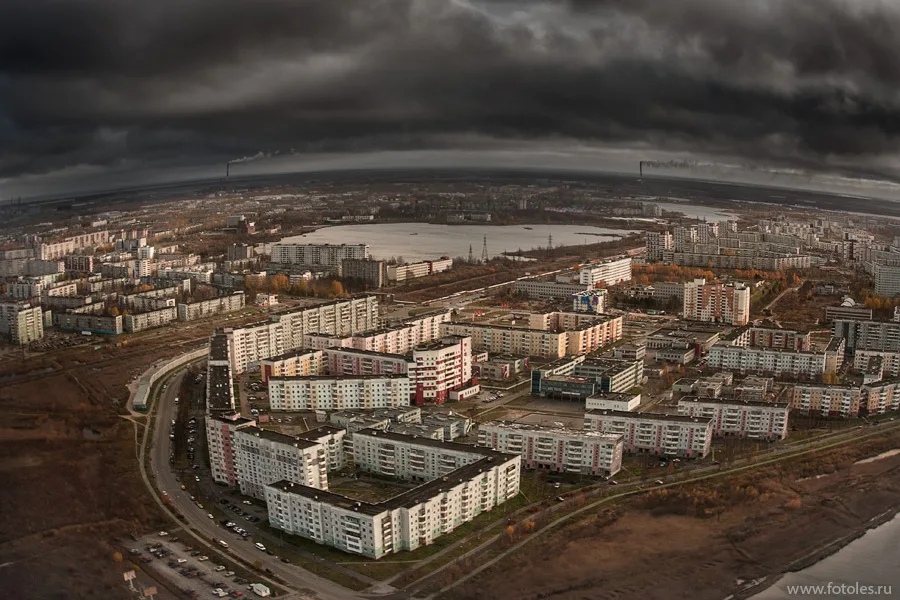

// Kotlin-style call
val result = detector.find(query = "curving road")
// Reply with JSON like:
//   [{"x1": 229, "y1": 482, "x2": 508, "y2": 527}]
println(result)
[{"x1": 142, "y1": 362, "x2": 368, "y2": 600}]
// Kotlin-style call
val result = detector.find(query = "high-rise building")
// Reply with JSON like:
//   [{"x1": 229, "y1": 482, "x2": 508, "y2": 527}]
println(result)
[
  {"x1": 646, "y1": 231, "x2": 674, "y2": 261},
  {"x1": 577, "y1": 257, "x2": 632, "y2": 286},
  {"x1": 270, "y1": 243, "x2": 369, "y2": 268},
  {"x1": 0, "y1": 302, "x2": 43, "y2": 345},
  {"x1": 409, "y1": 336, "x2": 473, "y2": 405},
  {"x1": 341, "y1": 258, "x2": 387, "y2": 288},
  {"x1": 683, "y1": 279, "x2": 750, "y2": 326}
]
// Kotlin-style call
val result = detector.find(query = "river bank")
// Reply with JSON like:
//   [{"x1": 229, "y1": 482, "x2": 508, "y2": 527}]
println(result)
[{"x1": 445, "y1": 432, "x2": 900, "y2": 600}]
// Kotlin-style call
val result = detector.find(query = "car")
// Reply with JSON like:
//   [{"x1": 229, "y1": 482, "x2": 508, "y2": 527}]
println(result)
[
  {"x1": 224, "y1": 571, "x2": 235, "y2": 577},
  {"x1": 208, "y1": 513, "x2": 215, "y2": 519},
  {"x1": 254, "y1": 543, "x2": 266, "y2": 551},
  {"x1": 266, "y1": 550, "x2": 274, "y2": 556},
  {"x1": 242, "y1": 500, "x2": 253, "y2": 506},
  {"x1": 608, "y1": 480, "x2": 618, "y2": 485},
  {"x1": 158, "y1": 531, "x2": 169, "y2": 537},
  {"x1": 280, "y1": 558, "x2": 290, "y2": 564},
  {"x1": 195, "y1": 476, "x2": 200, "y2": 482},
  {"x1": 181, "y1": 484, "x2": 187, "y2": 490},
  {"x1": 197, "y1": 556, "x2": 209, "y2": 561},
  {"x1": 556, "y1": 496, "x2": 565, "y2": 502},
  {"x1": 140, "y1": 556, "x2": 153, "y2": 563},
  {"x1": 177, "y1": 558, "x2": 188, "y2": 564},
  {"x1": 654, "y1": 480, "x2": 665, "y2": 485},
  {"x1": 190, "y1": 550, "x2": 202, "y2": 556},
  {"x1": 215, "y1": 565, "x2": 226, "y2": 572},
  {"x1": 183, "y1": 546, "x2": 194, "y2": 552},
  {"x1": 226, "y1": 522, "x2": 236, "y2": 528},
  {"x1": 197, "y1": 503, "x2": 204, "y2": 509}
]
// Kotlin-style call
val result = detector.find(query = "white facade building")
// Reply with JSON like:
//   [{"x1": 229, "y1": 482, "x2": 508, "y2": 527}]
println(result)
[
  {"x1": 577, "y1": 257, "x2": 632, "y2": 286},
  {"x1": 683, "y1": 279, "x2": 751, "y2": 326},
  {"x1": 707, "y1": 344, "x2": 827, "y2": 378},
  {"x1": 676, "y1": 397, "x2": 789, "y2": 440},
  {"x1": 478, "y1": 421, "x2": 624, "y2": 476},
  {"x1": 584, "y1": 410, "x2": 713, "y2": 458},
  {"x1": 267, "y1": 376, "x2": 412, "y2": 411},
  {"x1": 0, "y1": 302, "x2": 43, "y2": 345},
  {"x1": 409, "y1": 336, "x2": 473, "y2": 405},
  {"x1": 233, "y1": 426, "x2": 330, "y2": 499},
  {"x1": 270, "y1": 243, "x2": 369, "y2": 268}
]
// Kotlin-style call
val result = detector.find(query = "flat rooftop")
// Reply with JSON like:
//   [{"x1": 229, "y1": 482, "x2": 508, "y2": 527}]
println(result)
[
  {"x1": 481, "y1": 420, "x2": 623, "y2": 442},
  {"x1": 209, "y1": 331, "x2": 231, "y2": 361},
  {"x1": 355, "y1": 428, "x2": 512, "y2": 460},
  {"x1": 678, "y1": 396, "x2": 788, "y2": 409},
  {"x1": 238, "y1": 426, "x2": 321, "y2": 449},
  {"x1": 268, "y1": 374, "x2": 409, "y2": 383},
  {"x1": 585, "y1": 409, "x2": 713, "y2": 425}
]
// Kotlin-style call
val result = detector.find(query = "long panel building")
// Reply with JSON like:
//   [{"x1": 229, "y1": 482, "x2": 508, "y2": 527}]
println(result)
[
  {"x1": 270, "y1": 243, "x2": 369, "y2": 268},
  {"x1": 584, "y1": 410, "x2": 713, "y2": 458},
  {"x1": 264, "y1": 429, "x2": 521, "y2": 559},
  {"x1": 478, "y1": 421, "x2": 623, "y2": 476},
  {"x1": 676, "y1": 397, "x2": 789, "y2": 440},
  {"x1": 268, "y1": 376, "x2": 412, "y2": 411}
]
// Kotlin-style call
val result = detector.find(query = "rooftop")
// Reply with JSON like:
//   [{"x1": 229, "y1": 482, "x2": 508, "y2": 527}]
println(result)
[
  {"x1": 209, "y1": 330, "x2": 231, "y2": 361},
  {"x1": 268, "y1": 374, "x2": 409, "y2": 383},
  {"x1": 585, "y1": 409, "x2": 713, "y2": 425},
  {"x1": 238, "y1": 426, "x2": 321, "y2": 449},
  {"x1": 480, "y1": 420, "x2": 623, "y2": 442},
  {"x1": 678, "y1": 396, "x2": 788, "y2": 409},
  {"x1": 355, "y1": 428, "x2": 511, "y2": 460}
]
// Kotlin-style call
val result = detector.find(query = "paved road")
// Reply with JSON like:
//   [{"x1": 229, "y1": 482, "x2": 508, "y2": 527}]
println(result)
[{"x1": 145, "y1": 364, "x2": 369, "y2": 600}]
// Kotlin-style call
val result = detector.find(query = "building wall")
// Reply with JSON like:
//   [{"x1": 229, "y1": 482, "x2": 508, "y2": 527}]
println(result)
[
  {"x1": 513, "y1": 280, "x2": 591, "y2": 300},
  {"x1": 124, "y1": 307, "x2": 178, "y2": 332},
  {"x1": 234, "y1": 428, "x2": 328, "y2": 499},
  {"x1": 584, "y1": 410, "x2": 713, "y2": 458},
  {"x1": 270, "y1": 243, "x2": 369, "y2": 267},
  {"x1": 409, "y1": 336, "x2": 473, "y2": 405},
  {"x1": 177, "y1": 292, "x2": 246, "y2": 321},
  {"x1": 676, "y1": 398, "x2": 789, "y2": 440},
  {"x1": 578, "y1": 257, "x2": 632, "y2": 286},
  {"x1": 267, "y1": 376, "x2": 412, "y2": 410},
  {"x1": 707, "y1": 344, "x2": 827, "y2": 377},
  {"x1": 790, "y1": 384, "x2": 862, "y2": 418},
  {"x1": 0, "y1": 303, "x2": 44, "y2": 344},
  {"x1": 478, "y1": 422, "x2": 623, "y2": 476}
]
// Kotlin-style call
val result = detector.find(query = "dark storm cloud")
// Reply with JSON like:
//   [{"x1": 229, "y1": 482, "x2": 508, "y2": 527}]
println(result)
[{"x1": 2, "y1": 0, "x2": 900, "y2": 183}]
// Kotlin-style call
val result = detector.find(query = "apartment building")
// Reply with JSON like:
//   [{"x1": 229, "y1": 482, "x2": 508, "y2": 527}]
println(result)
[
  {"x1": 54, "y1": 313, "x2": 123, "y2": 335},
  {"x1": 478, "y1": 421, "x2": 624, "y2": 476},
  {"x1": 267, "y1": 376, "x2": 412, "y2": 411},
  {"x1": 328, "y1": 348, "x2": 412, "y2": 378},
  {"x1": 37, "y1": 230, "x2": 110, "y2": 260},
  {"x1": 513, "y1": 280, "x2": 591, "y2": 300},
  {"x1": 270, "y1": 243, "x2": 369, "y2": 268},
  {"x1": 790, "y1": 384, "x2": 862, "y2": 418},
  {"x1": 260, "y1": 349, "x2": 325, "y2": 383},
  {"x1": 271, "y1": 296, "x2": 379, "y2": 351},
  {"x1": 341, "y1": 259, "x2": 386, "y2": 288},
  {"x1": 206, "y1": 414, "x2": 256, "y2": 486},
  {"x1": 386, "y1": 258, "x2": 453, "y2": 283},
  {"x1": 177, "y1": 292, "x2": 246, "y2": 321},
  {"x1": 584, "y1": 410, "x2": 713, "y2": 458},
  {"x1": 409, "y1": 336, "x2": 473, "y2": 405},
  {"x1": 124, "y1": 307, "x2": 178, "y2": 332},
  {"x1": 707, "y1": 344, "x2": 827, "y2": 378},
  {"x1": 0, "y1": 302, "x2": 43, "y2": 345},
  {"x1": 646, "y1": 231, "x2": 674, "y2": 261},
  {"x1": 577, "y1": 257, "x2": 632, "y2": 286},
  {"x1": 572, "y1": 358, "x2": 644, "y2": 393},
  {"x1": 676, "y1": 397, "x2": 789, "y2": 440},
  {"x1": 264, "y1": 438, "x2": 520, "y2": 558},
  {"x1": 683, "y1": 279, "x2": 751, "y2": 326},
  {"x1": 874, "y1": 263, "x2": 900, "y2": 297},
  {"x1": 207, "y1": 330, "x2": 236, "y2": 414},
  {"x1": 861, "y1": 378, "x2": 900, "y2": 416},
  {"x1": 234, "y1": 426, "x2": 329, "y2": 499},
  {"x1": 295, "y1": 425, "x2": 348, "y2": 472},
  {"x1": 723, "y1": 326, "x2": 811, "y2": 351},
  {"x1": 854, "y1": 350, "x2": 900, "y2": 377},
  {"x1": 571, "y1": 289, "x2": 608, "y2": 314},
  {"x1": 833, "y1": 319, "x2": 900, "y2": 353},
  {"x1": 227, "y1": 321, "x2": 285, "y2": 374}
]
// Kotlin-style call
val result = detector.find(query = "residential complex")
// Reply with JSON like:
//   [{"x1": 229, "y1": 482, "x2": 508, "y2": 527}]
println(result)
[
  {"x1": 577, "y1": 257, "x2": 632, "y2": 286},
  {"x1": 233, "y1": 426, "x2": 332, "y2": 499},
  {"x1": 265, "y1": 431, "x2": 520, "y2": 559},
  {"x1": 584, "y1": 410, "x2": 713, "y2": 458},
  {"x1": 0, "y1": 302, "x2": 43, "y2": 345},
  {"x1": 270, "y1": 243, "x2": 369, "y2": 268},
  {"x1": 478, "y1": 421, "x2": 624, "y2": 476},
  {"x1": 682, "y1": 279, "x2": 751, "y2": 326},
  {"x1": 676, "y1": 397, "x2": 789, "y2": 440},
  {"x1": 790, "y1": 380, "x2": 900, "y2": 417},
  {"x1": 267, "y1": 376, "x2": 412, "y2": 411},
  {"x1": 833, "y1": 319, "x2": 900, "y2": 353},
  {"x1": 722, "y1": 326, "x2": 811, "y2": 351},
  {"x1": 408, "y1": 336, "x2": 474, "y2": 405},
  {"x1": 707, "y1": 344, "x2": 830, "y2": 378}
]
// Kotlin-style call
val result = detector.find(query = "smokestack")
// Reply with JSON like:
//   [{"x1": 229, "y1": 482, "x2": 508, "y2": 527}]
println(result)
[
  {"x1": 639, "y1": 161, "x2": 643, "y2": 182},
  {"x1": 226, "y1": 162, "x2": 230, "y2": 180}
]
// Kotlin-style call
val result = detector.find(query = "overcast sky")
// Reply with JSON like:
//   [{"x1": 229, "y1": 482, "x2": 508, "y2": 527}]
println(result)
[{"x1": 2, "y1": 0, "x2": 900, "y2": 199}]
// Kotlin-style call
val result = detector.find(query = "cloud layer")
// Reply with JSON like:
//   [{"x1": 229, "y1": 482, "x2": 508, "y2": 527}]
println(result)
[{"x1": 2, "y1": 0, "x2": 900, "y2": 192}]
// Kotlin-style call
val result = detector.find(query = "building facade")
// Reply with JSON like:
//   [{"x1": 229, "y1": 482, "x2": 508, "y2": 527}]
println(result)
[
  {"x1": 267, "y1": 376, "x2": 412, "y2": 410},
  {"x1": 676, "y1": 397, "x2": 789, "y2": 440},
  {"x1": 409, "y1": 336, "x2": 473, "y2": 405},
  {"x1": 478, "y1": 421, "x2": 624, "y2": 476},
  {"x1": 707, "y1": 344, "x2": 827, "y2": 378},
  {"x1": 270, "y1": 243, "x2": 369, "y2": 268},
  {"x1": 0, "y1": 302, "x2": 43, "y2": 344},
  {"x1": 583, "y1": 410, "x2": 713, "y2": 458},
  {"x1": 683, "y1": 279, "x2": 751, "y2": 326}
]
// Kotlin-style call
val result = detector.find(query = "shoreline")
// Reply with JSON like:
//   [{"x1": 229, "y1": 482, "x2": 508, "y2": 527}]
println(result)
[{"x1": 732, "y1": 506, "x2": 900, "y2": 600}]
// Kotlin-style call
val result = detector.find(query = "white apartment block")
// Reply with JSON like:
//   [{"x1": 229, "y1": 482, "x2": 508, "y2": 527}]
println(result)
[
  {"x1": 683, "y1": 279, "x2": 751, "y2": 326},
  {"x1": 270, "y1": 243, "x2": 369, "y2": 268},
  {"x1": 386, "y1": 258, "x2": 453, "y2": 283},
  {"x1": 227, "y1": 321, "x2": 285, "y2": 374},
  {"x1": 0, "y1": 302, "x2": 44, "y2": 345},
  {"x1": 234, "y1": 426, "x2": 329, "y2": 499},
  {"x1": 409, "y1": 336, "x2": 473, "y2": 405},
  {"x1": 177, "y1": 292, "x2": 245, "y2": 321},
  {"x1": 584, "y1": 410, "x2": 713, "y2": 458},
  {"x1": 261, "y1": 349, "x2": 326, "y2": 382},
  {"x1": 326, "y1": 348, "x2": 411, "y2": 378},
  {"x1": 124, "y1": 307, "x2": 178, "y2": 332},
  {"x1": 707, "y1": 344, "x2": 827, "y2": 378},
  {"x1": 577, "y1": 257, "x2": 632, "y2": 286},
  {"x1": 513, "y1": 279, "x2": 591, "y2": 300},
  {"x1": 440, "y1": 322, "x2": 566, "y2": 358},
  {"x1": 264, "y1": 439, "x2": 520, "y2": 559},
  {"x1": 874, "y1": 263, "x2": 900, "y2": 297},
  {"x1": 676, "y1": 397, "x2": 789, "y2": 441},
  {"x1": 206, "y1": 414, "x2": 256, "y2": 486},
  {"x1": 267, "y1": 376, "x2": 412, "y2": 411},
  {"x1": 478, "y1": 421, "x2": 624, "y2": 476},
  {"x1": 271, "y1": 296, "x2": 380, "y2": 351}
]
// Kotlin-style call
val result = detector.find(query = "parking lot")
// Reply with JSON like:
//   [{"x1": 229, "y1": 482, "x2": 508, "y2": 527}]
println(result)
[{"x1": 129, "y1": 532, "x2": 271, "y2": 599}]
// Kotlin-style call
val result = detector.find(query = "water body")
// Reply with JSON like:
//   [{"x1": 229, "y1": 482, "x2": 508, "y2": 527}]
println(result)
[
  {"x1": 752, "y1": 513, "x2": 900, "y2": 600},
  {"x1": 651, "y1": 201, "x2": 738, "y2": 221},
  {"x1": 277, "y1": 223, "x2": 635, "y2": 262}
]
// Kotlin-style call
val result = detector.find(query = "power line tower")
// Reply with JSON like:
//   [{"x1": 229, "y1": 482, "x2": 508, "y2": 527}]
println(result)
[
  {"x1": 547, "y1": 233, "x2": 553, "y2": 257},
  {"x1": 481, "y1": 235, "x2": 489, "y2": 263},
  {"x1": 468, "y1": 244, "x2": 474, "y2": 264}
]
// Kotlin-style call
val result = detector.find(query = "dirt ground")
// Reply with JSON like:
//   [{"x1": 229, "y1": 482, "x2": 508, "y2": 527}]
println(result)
[
  {"x1": 448, "y1": 435, "x2": 900, "y2": 600},
  {"x1": 0, "y1": 349, "x2": 177, "y2": 598}
]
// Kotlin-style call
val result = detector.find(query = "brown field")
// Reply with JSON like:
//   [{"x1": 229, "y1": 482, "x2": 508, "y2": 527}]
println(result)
[{"x1": 446, "y1": 433, "x2": 900, "y2": 600}]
